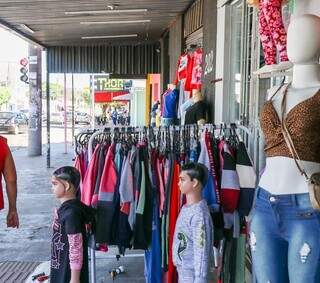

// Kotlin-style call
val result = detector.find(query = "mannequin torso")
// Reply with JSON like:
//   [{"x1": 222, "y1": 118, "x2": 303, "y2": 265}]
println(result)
[
  {"x1": 259, "y1": 84, "x2": 320, "y2": 194},
  {"x1": 294, "y1": 0, "x2": 320, "y2": 17},
  {"x1": 259, "y1": 14, "x2": 320, "y2": 194}
]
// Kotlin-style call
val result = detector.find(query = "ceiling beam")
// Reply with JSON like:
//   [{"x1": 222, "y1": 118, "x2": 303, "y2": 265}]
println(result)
[{"x1": 0, "y1": 18, "x2": 46, "y2": 49}]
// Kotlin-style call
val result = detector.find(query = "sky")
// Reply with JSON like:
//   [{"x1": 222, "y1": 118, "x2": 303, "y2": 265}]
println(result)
[{"x1": 0, "y1": 27, "x2": 28, "y2": 63}]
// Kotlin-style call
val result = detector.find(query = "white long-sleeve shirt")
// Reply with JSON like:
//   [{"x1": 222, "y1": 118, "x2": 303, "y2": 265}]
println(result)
[{"x1": 172, "y1": 199, "x2": 214, "y2": 283}]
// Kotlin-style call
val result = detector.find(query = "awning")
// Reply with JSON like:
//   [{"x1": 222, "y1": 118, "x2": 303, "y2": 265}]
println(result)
[{"x1": 112, "y1": 93, "x2": 132, "y2": 101}]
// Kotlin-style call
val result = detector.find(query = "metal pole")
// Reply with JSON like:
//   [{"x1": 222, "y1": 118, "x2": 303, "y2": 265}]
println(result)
[
  {"x1": 46, "y1": 52, "x2": 50, "y2": 168},
  {"x1": 72, "y1": 73, "x2": 75, "y2": 145},
  {"x1": 28, "y1": 45, "x2": 42, "y2": 156},
  {"x1": 87, "y1": 130, "x2": 100, "y2": 283},
  {"x1": 64, "y1": 73, "x2": 67, "y2": 154},
  {"x1": 91, "y1": 75, "x2": 95, "y2": 130}
]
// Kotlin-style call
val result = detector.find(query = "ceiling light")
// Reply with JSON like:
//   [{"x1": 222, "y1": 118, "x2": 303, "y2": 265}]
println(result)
[
  {"x1": 80, "y1": 19, "x2": 151, "y2": 25},
  {"x1": 65, "y1": 9, "x2": 148, "y2": 15},
  {"x1": 81, "y1": 34, "x2": 138, "y2": 40},
  {"x1": 20, "y1": 24, "x2": 35, "y2": 34}
]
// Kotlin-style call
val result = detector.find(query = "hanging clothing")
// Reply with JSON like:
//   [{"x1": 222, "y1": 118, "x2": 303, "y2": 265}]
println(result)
[
  {"x1": 75, "y1": 125, "x2": 256, "y2": 283},
  {"x1": 161, "y1": 89, "x2": 179, "y2": 119},
  {"x1": 174, "y1": 53, "x2": 192, "y2": 84},
  {"x1": 92, "y1": 145, "x2": 108, "y2": 207},
  {"x1": 144, "y1": 151, "x2": 162, "y2": 283},
  {"x1": 236, "y1": 142, "x2": 256, "y2": 216},
  {"x1": 220, "y1": 143, "x2": 240, "y2": 213},
  {"x1": 162, "y1": 155, "x2": 174, "y2": 271},
  {"x1": 167, "y1": 161, "x2": 181, "y2": 283},
  {"x1": 81, "y1": 145, "x2": 101, "y2": 206},
  {"x1": 177, "y1": 80, "x2": 188, "y2": 121},
  {"x1": 190, "y1": 48, "x2": 203, "y2": 91},
  {"x1": 95, "y1": 143, "x2": 118, "y2": 244},
  {"x1": 133, "y1": 146, "x2": 153, "y2": 250},
  {"x1": 198, "y1": 134, "x2": 218, "y2": 211},
  {"x1": 258, "y1": 0, "x2": 288, "y2": 65},
  {"x1": 0, "y1": 136, "x2": 8, "y2": 210}
]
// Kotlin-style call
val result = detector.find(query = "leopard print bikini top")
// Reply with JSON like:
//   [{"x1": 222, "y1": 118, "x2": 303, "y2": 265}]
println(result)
[{"x1": 260, "y1": 86, "x2": 320, "y2": 163}]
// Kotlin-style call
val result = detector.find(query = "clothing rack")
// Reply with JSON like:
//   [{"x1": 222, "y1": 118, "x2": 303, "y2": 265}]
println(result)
[{"x1": 74, "y1": 123, "x2": 254, "y2": 283}]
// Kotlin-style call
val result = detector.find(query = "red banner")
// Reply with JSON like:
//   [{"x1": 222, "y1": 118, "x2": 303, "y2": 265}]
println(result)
[{"x1": 94, "y1": 91, "x2": 129, "y2": 103}]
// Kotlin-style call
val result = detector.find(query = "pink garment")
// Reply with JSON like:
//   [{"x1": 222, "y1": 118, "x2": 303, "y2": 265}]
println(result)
[
  {"x1": 81, "y1": 145, "x2": 100, "y2": 206},
  {"x1": 156, "y1": 157, "x2": 166, "y2": 217},
  {"x1": 174, "y1": 53, "x2": 192, "y2": 85},
  {"x1": 67, "y1": 233, "x2": 83, "y2": 270},
  {"x1": 259, "y1": 0, "x2": 288, "y2": 65},
  {"x1": 190, "y1": 48, "x2": 203, "y2": 91},
  {"x1": 74, "y1": 154, "x2": 84, "y2": 192},
  {"x1": 98, "y1": 143, "x2": 117, "y2": 203}
]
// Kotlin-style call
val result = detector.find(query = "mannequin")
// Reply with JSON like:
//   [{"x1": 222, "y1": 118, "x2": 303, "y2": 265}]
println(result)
[
  {"x1": 161, "y1": 84, "x2": 178, "y2": 126},
  {"x1": 294, "y1": 0, "x2": 320, "y2": 17},
  {"x1": 259, "y1": 14, "x2": 320, "y2": 194},
  {"x1": 250, "y1": 14, "x2": 320, "y2": 283},
  {"x1": 249, "y1": 0, "x2": 293, "y2": 75},
  {"x1": 184, "y1": 89, "x2": 207, "y2": 125}
]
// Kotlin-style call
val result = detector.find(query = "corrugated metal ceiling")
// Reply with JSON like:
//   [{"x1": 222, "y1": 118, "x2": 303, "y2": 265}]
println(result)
[{"x1": 0, "y1": 0, "x2": 194, "y2": 47}]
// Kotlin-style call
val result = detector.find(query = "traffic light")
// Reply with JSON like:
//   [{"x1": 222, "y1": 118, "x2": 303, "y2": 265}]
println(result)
[{"x1": 20, "y1": 57, "x2": 29, "y2": 84}]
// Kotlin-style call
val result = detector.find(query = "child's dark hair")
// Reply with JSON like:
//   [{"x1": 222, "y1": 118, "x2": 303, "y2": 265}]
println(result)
[
  {"x1": 181, "y1": 162, "x2": 208, "y2": 186},
  {"x1": 53, "y1": 166, "x2": 81, "y2": 198}
]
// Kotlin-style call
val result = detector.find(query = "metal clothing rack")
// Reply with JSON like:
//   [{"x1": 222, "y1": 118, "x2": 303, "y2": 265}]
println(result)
[{"x1": 75, "y1": 123, "x2": 254, "y2": 283}]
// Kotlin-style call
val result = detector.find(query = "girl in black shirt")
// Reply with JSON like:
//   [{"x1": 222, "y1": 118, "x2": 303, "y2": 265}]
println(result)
[{"x1": 51, "y1": 166, "x2": 93, "y2": 283}]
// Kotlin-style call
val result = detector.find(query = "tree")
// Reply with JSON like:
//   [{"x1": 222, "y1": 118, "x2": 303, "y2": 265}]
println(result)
[
  {"x1": 41, "y1": 82, "x2": 63, "y2": 100},
  {"x1": 81, "y1": 87, "x2": 91, "y2": 106},
  {"x1": 0, "y1": 87, "x2": 11, "y2": 106}
]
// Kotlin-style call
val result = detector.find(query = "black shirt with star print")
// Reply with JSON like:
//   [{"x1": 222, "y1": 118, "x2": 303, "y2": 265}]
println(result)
[{"x1": 50, "y1": 199, "x2": 90, "y2": 283}]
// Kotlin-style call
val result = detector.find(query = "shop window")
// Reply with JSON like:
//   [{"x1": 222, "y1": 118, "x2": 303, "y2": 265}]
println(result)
[{"x1": 229, "y1": 1, "x2": 243, "y2": 123}]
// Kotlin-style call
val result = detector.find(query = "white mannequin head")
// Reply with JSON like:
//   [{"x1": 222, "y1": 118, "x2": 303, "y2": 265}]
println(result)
[{"x1": 287, "y1": 14, "x2": 320, "y2": 65}]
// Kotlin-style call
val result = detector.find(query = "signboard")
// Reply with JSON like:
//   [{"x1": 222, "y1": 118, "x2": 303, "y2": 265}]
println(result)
[
  {"x1": 94, "y1": 76, "x2": 132, "y2": 92},
  {"x1": 93, "y1": 76, "x2": 133, "y2": 103},
  {"x1": 94, "y1": 91, "x2": 130, "y2": 103},
  {"x1": 29, "y1": 56, "x2": 38, "y2": 65}
]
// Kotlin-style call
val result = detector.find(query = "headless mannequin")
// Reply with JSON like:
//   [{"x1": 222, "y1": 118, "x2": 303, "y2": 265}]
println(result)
[
  {"x1": 192, "y1": 89, "x2": 206, "y2": 125},
  {"x1": 168, "y1": 83, "x2": 176, "y2": 90},
  {"x1": 192, "y1": 89, "x2": 203, "y2": 103},
  {"x1": 259, "y1": 14, "x2": 320, "y2": 194},
  {"x1": 294, "y1": 0, "x2": 320, "y2": 17},
  {"x1": 184, "y1": 89, "x2": 207, "y2": 125}
]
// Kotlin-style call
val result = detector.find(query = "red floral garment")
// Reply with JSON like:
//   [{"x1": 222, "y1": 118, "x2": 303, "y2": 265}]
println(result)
[{"x1": 259, "y1": 0, "x2": 288, "y2": 65}]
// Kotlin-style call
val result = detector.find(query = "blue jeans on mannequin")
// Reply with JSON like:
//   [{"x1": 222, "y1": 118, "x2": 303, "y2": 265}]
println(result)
[{"x1": 249, "y1": 187, "x2": 320, "y2": 283}]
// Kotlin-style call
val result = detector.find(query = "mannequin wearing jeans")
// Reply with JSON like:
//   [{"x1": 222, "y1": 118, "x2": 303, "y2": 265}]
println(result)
[{"x1": 250, "y1": 14, "x2": 320, "y2": 283}]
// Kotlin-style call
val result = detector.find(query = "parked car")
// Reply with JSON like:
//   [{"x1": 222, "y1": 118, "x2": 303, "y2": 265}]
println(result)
[
  {"x1": 75, "y1": 112, "x2": 91, "y2": 125},
  {"x1": 50, "y1": 112, "x2": 64, "y2": 125},
  {"x1": 0, "y1": 112, "x2": 28, "y2": 134}
]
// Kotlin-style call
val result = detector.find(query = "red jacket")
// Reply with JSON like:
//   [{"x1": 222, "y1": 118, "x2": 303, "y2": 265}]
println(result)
[
  {"x1": 0, "y1": 136, "x2": 8, "y2": 210},
  {"x1": 81, "y1": 145, "x2": 100, "y2": 206}
]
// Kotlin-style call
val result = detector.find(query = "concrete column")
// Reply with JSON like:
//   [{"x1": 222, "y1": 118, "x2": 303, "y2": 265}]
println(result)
[
  {"x1": 160, "y1": 34, "x2": 170, "y2": 93},
  {"x1": 168, "y1": 15, "x2": 184, "y2": 83},
  {"x1": 28, "y1": 45, "x2": 42, "y2": 156}
]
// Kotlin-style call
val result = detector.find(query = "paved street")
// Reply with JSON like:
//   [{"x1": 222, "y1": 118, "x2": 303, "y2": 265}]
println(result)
[{"x1": 0, "y1": 128, "x2": 145, "y2": 283}]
